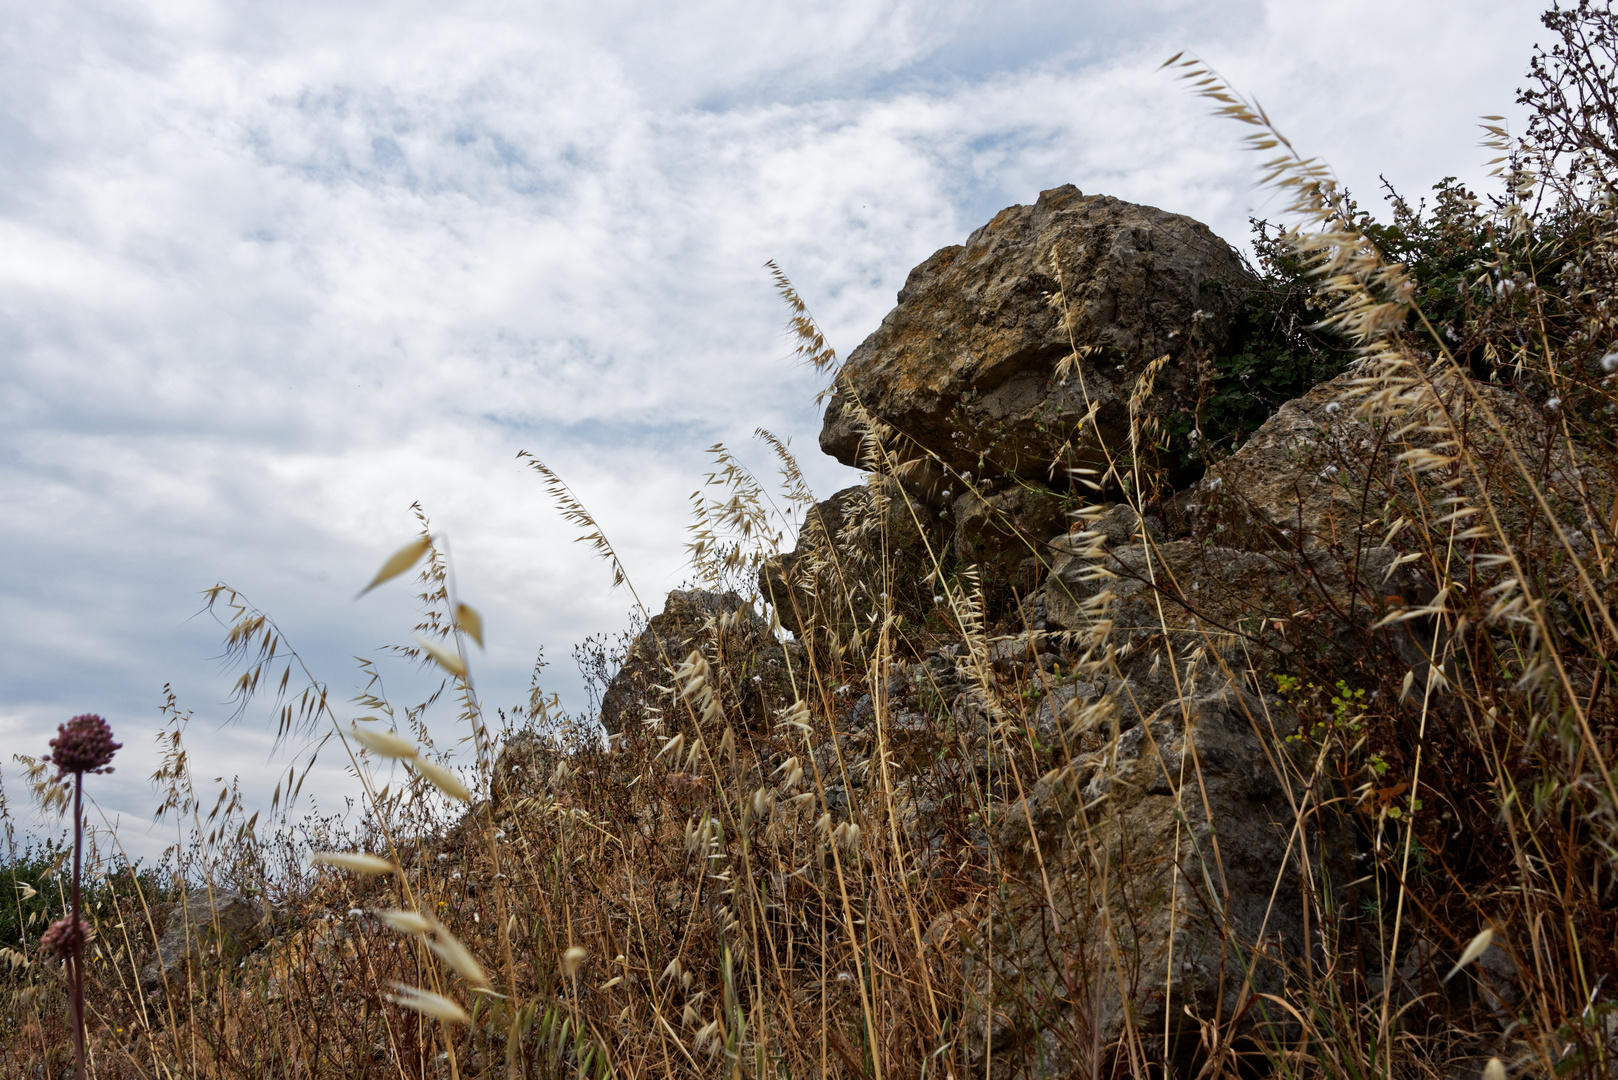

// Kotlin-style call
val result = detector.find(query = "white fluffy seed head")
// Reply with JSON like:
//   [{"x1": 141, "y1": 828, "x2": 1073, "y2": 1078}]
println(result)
[
  {"x1": 413, "y1": 758, "x2": 471, "y2": 802},
  {"x1": 386, "y1": 983, "x2": 469, "y2": 1025},
  {"x1": 561, "y1": 945, "x2": 590, "y2": 979},
  {"x1": 310, "y1": 852, "x2": 396, "y2": 876}
]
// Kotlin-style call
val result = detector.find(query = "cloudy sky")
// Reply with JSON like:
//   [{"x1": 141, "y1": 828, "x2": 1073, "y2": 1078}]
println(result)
[{"x1": 1, "y1": 0, "x2": 1547, "y2": 858}]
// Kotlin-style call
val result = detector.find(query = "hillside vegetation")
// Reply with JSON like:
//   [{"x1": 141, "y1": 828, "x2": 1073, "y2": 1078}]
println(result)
[{"x1": 6, "y1": 4, "x2": 1618, "y2": 1078}]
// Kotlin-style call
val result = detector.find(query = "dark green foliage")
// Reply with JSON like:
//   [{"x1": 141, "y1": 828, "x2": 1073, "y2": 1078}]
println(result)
[
  {"x1": 1182, "y1": 166, "x2": 1575, "y2": 467},
  {"x1": 1, "y1": 842, "x2": 67, "y2": 954},
  {"x1": 1172, "y1": 219, "x2": 1357, "y2": 464},
  {"x1": 0, "y1": 843, "x2": 167, "y2": 958}
]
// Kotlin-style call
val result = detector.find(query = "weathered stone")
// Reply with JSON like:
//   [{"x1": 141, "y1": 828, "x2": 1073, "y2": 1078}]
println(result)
[
  {"x1": 1040, "y1": 532, "x2": 1295, "y2": 721},
  {"x1": 491, "y1": 728, "x2": 558, "y2": 808},
  {"x1": 758, "y1": 485, "x2": 868, "y2": 639},
  {"x1": 1167, "y1": 367, "x2": 1598, "y2": 555},
  {"x1": 948, "y1": 687, "x2": 1333, "y2": 1076},
  {"x1": 599, "y1": 589, "x2": 767, "y2": 734},
  {"x1": 951, "y1": 481, "x2": 1070, "y2": 595},
  {"x1": 758, "y1": 479, "x2": 946, "y2": 651},
  {"x1": 821, "y1": 185, "x2": 1256, "y2": 486},
  {"x1": 141, "y1": 889, "x2": 270, "y2": 994}
]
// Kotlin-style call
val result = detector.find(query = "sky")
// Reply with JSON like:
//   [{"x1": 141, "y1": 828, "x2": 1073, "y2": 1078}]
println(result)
[{"x1": 0, "y1": 0, "x2": 1549, "y2": 860}]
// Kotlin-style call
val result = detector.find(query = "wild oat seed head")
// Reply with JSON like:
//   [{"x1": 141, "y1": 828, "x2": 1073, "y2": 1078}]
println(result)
[{"x1": 46, "y1": 714, "x2": 121, "y2": 777}]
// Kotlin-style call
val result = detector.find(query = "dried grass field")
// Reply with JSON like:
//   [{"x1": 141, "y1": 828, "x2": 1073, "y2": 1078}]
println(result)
[{"x1": 7, "y1": 5, "x2": 1618, "y2": 1078}]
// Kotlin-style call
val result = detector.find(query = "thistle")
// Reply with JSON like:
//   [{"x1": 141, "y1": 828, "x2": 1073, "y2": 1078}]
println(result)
[{"x1": 44, "y1": 713, "x2": 120, "y2": 1080}]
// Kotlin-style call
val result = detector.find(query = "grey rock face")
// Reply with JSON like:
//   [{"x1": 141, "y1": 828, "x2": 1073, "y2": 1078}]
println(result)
[
  {"x1": 599, "y1": 589, "x2": 766, "y2": 734},
  {"x1": 821, "y1": 185, "x2": 1256, "y2": 486},
  {"x1": 757, "y1": 485, "x2": 869, "y2": 640},
  {"x1": 757, "y1": 479, "x2": 946, "y2": 647},
  {"x1": 940, "y1": 685, "x2": 1337, "y2": 1076},
  {"x1": 951, "y1": 481, "x2": 1070, "y2": 595},
  {"x1": 141, "y1": 889, "x2": 270, "y2": 994}
]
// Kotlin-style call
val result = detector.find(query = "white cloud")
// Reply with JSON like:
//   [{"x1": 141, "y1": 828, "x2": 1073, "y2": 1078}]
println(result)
[{"x1": 0, "y1": 0, "x2": 1548, "y2": 855}]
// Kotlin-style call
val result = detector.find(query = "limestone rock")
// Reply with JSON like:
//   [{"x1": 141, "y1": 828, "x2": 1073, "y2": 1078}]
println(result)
[
  {"x1": 950, "y1": 481, "x2": 1070, "y2": 595},
  {"x1": 957, "y1": 687, "x2": 1329, "y2": 1074},
  {"x1": 1168, "y1": 367, "x2": 1594, "y2": 554},
  {"x1": 757, "y1": 485, "x2": 868, "y2": 639},
  {"x1": 1040, "y1": 531, "x2": 1301, "y2": 722},
  {"x1": 599, "y1": 589, "x2": 766, "y2": 734},
  {"x1": 820, "y1": 185, "x2": 1255, "y2": 486},
  {"x1": 141, "y1": 889, "x2": 270, "y2": 994},
  {"x1": 1039, "y1": 509, "x2": 1430, "y2": 725},
  {"x1": 491, "y1": 728, "x2": 558, "y2": 808},
  {"x1": 758, "y1": 479, "x2": 945, "y2": 650}
]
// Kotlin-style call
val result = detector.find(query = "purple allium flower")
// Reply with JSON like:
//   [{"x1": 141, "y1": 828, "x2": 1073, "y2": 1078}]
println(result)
[
  {"x1": 39, "y1": 914, "x2": 93, "y2": 961},
  {"x1": 45, "y1": 714, "x2": 121, "y2": 778}
]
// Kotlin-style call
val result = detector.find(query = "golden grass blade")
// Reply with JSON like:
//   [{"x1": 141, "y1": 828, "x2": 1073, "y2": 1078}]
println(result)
[
  {"x1": 455, "y1": 603, "x2": 484, "y2": 648},
  {"x1": 348, "y1": 725, "x2": 420, "y2": 760},
  {"x1": 413, "y1": 757, "x2": 472, "y2": 802},
  {"x1": 310, "y1": 852, "x2": 395, "y2": 875},
  {"x1": 357, "y1": 537, "x2": 432, "y2": 598},
  {"x1": 427, "y1": 927, "x2": 491, "y2": 988},
  {"x1": 415, "y1": 636, "x2": 468, "y2": 678},
  {"x1": 765, "y1": 261, "x2": 839, "y2": 375},
  {"x1": 375, "y1": 909, "x2": 432, "y2": 936},
  {"x1": 1444, "y1": 928, "x2": 1494, "y2": 982},
  {"x1": 517, "y1": 453, "x2": 632, "y2": 591},
  {"x1": 386, "y1": 982, "x2": 469, "y2": 1025}
]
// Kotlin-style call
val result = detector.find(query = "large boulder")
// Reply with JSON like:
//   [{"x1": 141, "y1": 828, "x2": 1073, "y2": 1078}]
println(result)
[
  {"x1": 820, "y1": 185, "x2": 1256, "y2": 487},
  {"x1": 758, "y1": 479, "x2": 948, "y2": 653},
  {"x1": 950, "y1": 479, "x2": 1071, "y2": 596},
  {"x1": 1037, "y1": 506, "x2": 1428, "y2": 727},
  {"x1": 1167, "y1": 366, "x2": 1600, "y2": 557},
  {"x1": 141, "y1": 889, "x2": 271, "y2": 996}
]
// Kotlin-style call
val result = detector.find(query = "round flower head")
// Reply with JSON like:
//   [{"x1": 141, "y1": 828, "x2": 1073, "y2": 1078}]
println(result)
[
  {"x1": 46, "y1": 714, "x2": 122, "y2": 778},
  {"x1": 39, "y1": 913, "x2": 93, "y2": 960}
]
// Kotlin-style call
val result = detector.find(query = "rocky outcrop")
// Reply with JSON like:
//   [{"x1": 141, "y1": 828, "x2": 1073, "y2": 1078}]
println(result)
[
  {"x1": 820, "y1": 185, "x2": 1256, "y2": 487},
  {"x1": 677, "y1": 190, "x2": 1593, "y2": 1076},
  {"x1": 786, "y1": 192, "x2": 1378, "y2": 1075},
  {"x1": 594, "y1": 588, "x2": 804, "y2": 740},
  {"x1": 1168, "y1": 366, "x2": 1595, "y2": 556},
  {"x1": 141, "y1": 889, "x2": 272, "y2": 994},
  {"x1": 948, "y1": 686, "x2": 1334, "y2": 1072},
  {"x1": 598, "y1": 590, "x2": 766, "y2": 734},
  {"x1": 950, "y1": 479, "x2": 1070, "y2": 595},
  {"x1": 758, "y1": 478, "x2": 948, "y2": 649}
]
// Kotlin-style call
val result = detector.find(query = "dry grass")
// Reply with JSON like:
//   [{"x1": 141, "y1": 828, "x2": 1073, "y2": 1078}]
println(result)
[{"x1": 7, "y1": 8, "x2": 1618, "y2": 1077}]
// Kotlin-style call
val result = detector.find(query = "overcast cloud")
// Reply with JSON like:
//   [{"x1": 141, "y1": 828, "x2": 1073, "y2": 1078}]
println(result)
[{"x1": 0, "y1": 0, "x2": 1547, "y2": 858}]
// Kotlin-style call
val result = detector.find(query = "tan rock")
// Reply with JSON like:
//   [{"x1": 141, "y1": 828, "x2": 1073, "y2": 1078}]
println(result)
[
  {"x1": 820, "y1": 185, "x2": 1255, "y2": 486},
  {"x1": 757, "y1": 479, "x2": 946, "y2": 651},
  {"x1": 598, "y1": 589, "x2": 766, "y2": 735},
  {"x1": 141, "y1": 889, "x2": 270, "y2": 995},
  {"x1": 1169, "y1": 367, "x2": 1595, "y2": 555},
  {"x1": 954, "y1": 688, "x2": 1329, "y2": 1076}
]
